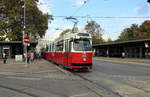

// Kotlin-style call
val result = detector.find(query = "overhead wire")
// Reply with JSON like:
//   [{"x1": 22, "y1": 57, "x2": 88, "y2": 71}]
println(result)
[
  {"x1": 71, "y1": 0, "x2": 90, "y2": 17},
  {"x1": 53, "y1": 15, "x2": 150, "y2": 19}
]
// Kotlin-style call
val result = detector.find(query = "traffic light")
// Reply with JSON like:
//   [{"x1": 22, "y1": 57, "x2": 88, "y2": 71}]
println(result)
[{"x1": 148, "y1": 0, "x2": 150, "y2": 3}]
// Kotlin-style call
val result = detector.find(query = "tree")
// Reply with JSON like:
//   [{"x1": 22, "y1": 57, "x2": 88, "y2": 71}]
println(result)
[
  {"x1": 138, "y1": 20, "x2": 150, "y2": 39},
  {"x1": 85, "y1": 20, "x2": 104, "y2": 44},
  {"x1": 0, "y1": 0, "x2": 53, "y2": 41},
  {"x1": 118, "y1": 24, "x2": 139, "y2": 41},
  {"x1": 117, "y1": 20, "x2": 150, "y2": 41},
  {"x1": 107, "y1": 38, "x2": 113, "y2": 43},
  {"x1": 60, "y1": 29, "x2": 72, "y2": 36}
]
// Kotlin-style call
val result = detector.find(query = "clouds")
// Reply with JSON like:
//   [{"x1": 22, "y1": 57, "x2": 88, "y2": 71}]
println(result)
[
  {"x1": 44, "y1": 19, "x2": 73, "y2": 41},
  {"x1": 38, "y1": 0, "x2": 52, "y2": 14},
  {"x1": 74, "y1": 0, "x2": 86, "y2": 7},
  {"x1": 134, "y1": 5, "x2": 150, "y2": 16},
  {"x1": 44, "y1": 29, "x2": 62, "y2": 41}
]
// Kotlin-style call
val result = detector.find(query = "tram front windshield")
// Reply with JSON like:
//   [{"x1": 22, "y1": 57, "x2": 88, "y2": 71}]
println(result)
[{"x1": 73, "y1": 39, "x2": 91, "y2": 51}]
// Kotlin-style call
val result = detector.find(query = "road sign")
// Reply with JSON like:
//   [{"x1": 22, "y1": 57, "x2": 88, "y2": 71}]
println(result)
[{"x1": 23, "y1": 35, "x2": 30, "y2": 45}]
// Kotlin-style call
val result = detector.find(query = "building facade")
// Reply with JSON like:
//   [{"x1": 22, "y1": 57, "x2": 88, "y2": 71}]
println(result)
[
  {"x1": 93, "y1": 39, "x2": 150, "y2": 59},
  {"x1": 0, "y1": 41, "x2": 37, "y2": 58}
]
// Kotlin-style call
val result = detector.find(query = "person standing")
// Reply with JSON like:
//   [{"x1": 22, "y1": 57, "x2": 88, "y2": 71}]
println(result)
[{"x1": 26, "y1": 51, "x2": 30, "y2": 63}]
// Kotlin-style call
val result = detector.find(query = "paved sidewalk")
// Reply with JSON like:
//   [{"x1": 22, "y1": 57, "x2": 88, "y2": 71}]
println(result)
[
  {"x1": 0, "y1": 59, "x2": 55, "y2": 73},
  {"x1": 0, "y1": 59, "x2": 102, "y2": 97},
  {"x1": 94, "y1": 57, "x2": 150, "y2": 66}
]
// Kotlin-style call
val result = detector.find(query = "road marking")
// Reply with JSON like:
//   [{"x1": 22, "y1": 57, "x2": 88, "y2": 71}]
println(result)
[
  {"x1": 5, "y1": 77, "x2": 41, "y2": 80},
  {"x1": 0, "y1": 70, "x2": 58, "y2": 75},
  {"x1": 28, "y1": 70, "x2": 57, "y2": 74},
  {"x1": 0, "y1": 72, "x2": 17, "y2": 75},
  {"x1": 70, "y1": 93, "x2": 90, "y2": 97}
]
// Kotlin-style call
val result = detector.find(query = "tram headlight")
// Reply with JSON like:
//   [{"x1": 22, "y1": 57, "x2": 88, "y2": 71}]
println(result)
[{"x1": 83, "y1": 58, "x2": 87, "y2": 62}]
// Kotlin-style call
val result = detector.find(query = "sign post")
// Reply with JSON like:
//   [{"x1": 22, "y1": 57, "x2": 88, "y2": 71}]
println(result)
[{"x1": 23, "y1": 33, "x2": 30, "y2": 64}]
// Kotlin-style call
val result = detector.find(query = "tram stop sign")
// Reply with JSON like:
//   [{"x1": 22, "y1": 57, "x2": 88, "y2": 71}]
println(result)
[{"x1": 23, "y1": 35, "x2": 30, "y2": 45}]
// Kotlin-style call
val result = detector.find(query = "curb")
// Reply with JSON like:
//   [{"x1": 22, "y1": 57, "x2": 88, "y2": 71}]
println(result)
[{"x1": 93, "y1": 58, "x2": 150, "y2": 67}]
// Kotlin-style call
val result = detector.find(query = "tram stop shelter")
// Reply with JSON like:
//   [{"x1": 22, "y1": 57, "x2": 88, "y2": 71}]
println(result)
[
  {"x1": 0, "y1": 41, "x2": 38, "y2": 59},
  {"x1": 93, "y1": 39, "x2": 150, "y2": 59}
]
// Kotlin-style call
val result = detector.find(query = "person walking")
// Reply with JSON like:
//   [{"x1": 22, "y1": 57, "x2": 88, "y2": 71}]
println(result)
[
  {"x1": 38, "y1": 51, "x2": 41, "y2": 60},
  {"x1": 30, "y1": 52, "x2": 34, "y2": 62},
  {"x1": 3, "y1": 52, "x2": 7, "y2": 64}
]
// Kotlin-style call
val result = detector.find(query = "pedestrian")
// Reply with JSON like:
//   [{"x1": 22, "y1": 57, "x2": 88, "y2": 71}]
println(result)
[
  {"x1": 38, "y1": 51, "x2": 41, "y2": 60},
  {"x1": 26, "y1": 51, "x2": 30, "y2": 63},
  {"x1": 34, "y1": 51, "x2": 38, "y2": 60},
  {"x1": 122, "y1": 52, "x2": 125, "y2": 58},
  {"x1": 30, "y1": 52, "x2": 34, "y2": 62},
  {"x1": 3, "y1": 52, "x2": 7, "y2": 64}
]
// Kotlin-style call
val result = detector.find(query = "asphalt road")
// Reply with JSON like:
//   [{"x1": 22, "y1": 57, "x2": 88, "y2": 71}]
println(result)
[{"x1": 76, "y1": 59, "x2": 150, "y2": 97}]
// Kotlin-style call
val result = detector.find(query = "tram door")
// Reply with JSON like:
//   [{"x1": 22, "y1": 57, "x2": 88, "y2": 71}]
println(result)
[{"x1": 64, "y1": 40, "x2": 71, "y2": 66}]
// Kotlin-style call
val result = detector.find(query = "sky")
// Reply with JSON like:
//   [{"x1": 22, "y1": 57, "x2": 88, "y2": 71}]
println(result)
[{"x1": 38, "y1": 0, "x2": 150, "y2": 41}]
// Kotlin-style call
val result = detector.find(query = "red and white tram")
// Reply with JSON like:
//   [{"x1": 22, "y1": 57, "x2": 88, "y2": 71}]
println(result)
[{"x1": 43, "y1": 31, "x2": 93, "y2": 69}]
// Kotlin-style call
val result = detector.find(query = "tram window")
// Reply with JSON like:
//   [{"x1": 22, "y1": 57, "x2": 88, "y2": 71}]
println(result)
[
  {"x1": 73, "y1": 39, "x2": 91, "y2": 51},
  {"x1": 45, "y1": 45, "x2": 49, "y2": 51},
  {"x1": 52, "y1": 44, "x2": 55, "y2": 52},
  {"x1": 65, "y1": 40, "x2": 69, "y2": 52},
  {"x1": 56, "y1": 41, "x2": 63, "y2": 51},
  {"x1": 69, "y1": 41, "x2": 71, "y2": 52},
  {"x1": 49, "y1": 45, "x2": 51, "y2": 52}
]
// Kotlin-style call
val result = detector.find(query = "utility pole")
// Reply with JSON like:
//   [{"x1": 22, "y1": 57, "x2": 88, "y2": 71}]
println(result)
[{"x1": 23, "y1": 0, "x2": 27, "y2": 64}]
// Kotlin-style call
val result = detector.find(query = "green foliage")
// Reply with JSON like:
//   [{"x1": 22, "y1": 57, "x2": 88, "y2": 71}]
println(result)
[
  {"x1": 138, "y1": 20, "x2": 150, "y2": 39},
  {"x1": 118, "y1": 24, "x2": 139, "y2": 41},
  {"x1": 118, "y1": 20, "x2": 150, "y2": 41},
  {"x1": 0, "y1": 0, "x2": 52, "y2": 41}
]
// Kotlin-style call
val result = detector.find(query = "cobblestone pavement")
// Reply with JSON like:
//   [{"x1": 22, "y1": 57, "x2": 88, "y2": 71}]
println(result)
[{"x1": 0, "y1": 59, "x2": 103, "y2": 97}]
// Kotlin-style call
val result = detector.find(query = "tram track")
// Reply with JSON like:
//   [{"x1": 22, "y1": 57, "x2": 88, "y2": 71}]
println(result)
[
  {"x1": 56, "y1": 64, "x2": 123, "y2": 97},
  {"x1": 73, "y1": 72, "x2": 123, "y2": 97}
]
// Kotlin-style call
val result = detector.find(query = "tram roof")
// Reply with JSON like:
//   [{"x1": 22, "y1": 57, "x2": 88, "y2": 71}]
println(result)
[
  {"x1": 93, "y1": 39, "x2": 150, "y2": 47},
  {"x1": 53, "y1": 31, "x2": 91, "y2": 43}
]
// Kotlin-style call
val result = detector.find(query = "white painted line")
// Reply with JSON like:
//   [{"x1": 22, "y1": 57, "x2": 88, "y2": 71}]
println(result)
[
  {"x1": 6, "y1": 77, "x2": 41, "y2": 80},
  {"x1": 70, "y1": 93, "x2": 90, "y2": 97}
]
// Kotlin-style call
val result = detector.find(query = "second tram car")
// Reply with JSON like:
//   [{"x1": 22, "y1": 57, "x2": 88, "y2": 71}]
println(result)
[{"x1": 43, "y1": 31, "x2": 93, "y2": 69}]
